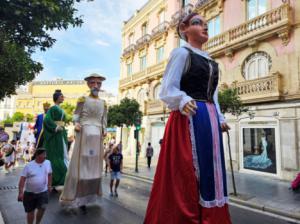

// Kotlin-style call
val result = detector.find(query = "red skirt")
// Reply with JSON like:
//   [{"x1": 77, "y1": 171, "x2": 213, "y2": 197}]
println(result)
[{"x1": 144, "y1": 111, "x2": 231, "y2": 224}]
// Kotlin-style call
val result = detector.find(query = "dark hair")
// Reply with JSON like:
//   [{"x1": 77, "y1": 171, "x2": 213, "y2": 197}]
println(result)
[
  {"x1": 53, "y1": 89, "x2": 63, "y2": 102},
  {"x1": 177, "y1": 12, "x2": 199, "y2": 41},
  {"x1": 148, "y1": 142, "x2": 151, "y2": 146}
]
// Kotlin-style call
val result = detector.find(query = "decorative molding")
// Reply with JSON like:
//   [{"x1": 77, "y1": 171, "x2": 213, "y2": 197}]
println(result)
[
  {"x1": 248, "y1": 40, "x2": 259, "y2": 52},
  {"x1": 277, "y1": 29, "x2": 290, "y2": 46}
]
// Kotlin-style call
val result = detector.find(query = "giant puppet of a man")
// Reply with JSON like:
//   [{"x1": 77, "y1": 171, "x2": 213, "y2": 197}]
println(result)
[{"x1": 60, "y1": 73, "x2": 107, "y2": 213}]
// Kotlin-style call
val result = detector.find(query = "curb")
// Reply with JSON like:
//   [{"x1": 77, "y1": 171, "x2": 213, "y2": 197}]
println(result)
[
  {"x1": 123, "y1": 168, "x2": 300, "y2": 222},
  {"x1": 229, "y1": 196, "x2": 300, "y2": 221}
]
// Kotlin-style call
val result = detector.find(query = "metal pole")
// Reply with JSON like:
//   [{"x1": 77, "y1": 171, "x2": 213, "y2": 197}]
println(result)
[
  {"x1": 227, "y1": 131, "x2": 237, "y2": 196},
  {"x1": 135, "y1": 130, "x2": 139, "y2": 173}
]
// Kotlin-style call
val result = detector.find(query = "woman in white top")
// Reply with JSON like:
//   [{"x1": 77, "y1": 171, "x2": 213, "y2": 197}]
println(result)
[{"x1": 144, "y1": 12, "x2": 231, "y2": 224}]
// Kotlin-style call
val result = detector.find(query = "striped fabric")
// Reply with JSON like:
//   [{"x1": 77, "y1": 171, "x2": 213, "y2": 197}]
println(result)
[{"x1": 190, "y1": 101, "x2": 229, "y2": 208}]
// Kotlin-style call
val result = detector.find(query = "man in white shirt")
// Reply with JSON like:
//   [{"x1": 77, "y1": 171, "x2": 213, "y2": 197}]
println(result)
[{"x1": 18, "y1": 148, "x2": 52, "y2": 224}]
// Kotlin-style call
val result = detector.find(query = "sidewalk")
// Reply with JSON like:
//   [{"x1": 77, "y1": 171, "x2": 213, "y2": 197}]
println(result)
[{"x1": 123, "y1": 156, "x2": 300, "y2": 221}]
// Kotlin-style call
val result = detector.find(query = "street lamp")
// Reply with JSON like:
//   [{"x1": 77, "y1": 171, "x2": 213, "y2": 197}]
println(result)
[{"x1": 134, "y1": 117, "x2": 141, "y2": 172}]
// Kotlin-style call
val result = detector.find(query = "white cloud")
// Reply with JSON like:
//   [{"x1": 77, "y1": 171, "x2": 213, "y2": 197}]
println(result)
[{"x1": 95, "y1": 39, "x2": 110, "y2": 47}]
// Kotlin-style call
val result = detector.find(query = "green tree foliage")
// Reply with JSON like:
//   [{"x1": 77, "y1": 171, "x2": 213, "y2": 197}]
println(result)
[
  {"x1": 12, "y1": 112, "x2": 25, "y2": 122},
  {"x1": 0, "y1": 0, "x2": 89, "y2": 99},
  {"x1": 25, "y1": 114, "x2": 34, "y2": 122},
  {"x1": 107, "y1": 105, "x2": 125, "y2": 128},
  {"x1": 61, "y1": 103, "x2": 75, "y2": 124},
  {"x1": 107, "y1": 98, "x2": 142, "y2": 128},
  {"x1": 218, "y1": 87, "x2": 248, "y2": 116},
  {"x1": 119, "y1": 98, "x2": 142, "y2": 127},
  {"x1": 1, "y1": 111, "x2": 25, "y2": 126}
]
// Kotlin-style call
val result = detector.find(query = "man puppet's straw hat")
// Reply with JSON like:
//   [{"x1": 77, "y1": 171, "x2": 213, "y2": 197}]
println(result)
[{"x1": 84, "y1": 73, "x2": 106, "y2": 81}]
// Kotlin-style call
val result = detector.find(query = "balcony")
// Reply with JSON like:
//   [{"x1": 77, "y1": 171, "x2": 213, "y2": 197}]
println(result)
[
  {"x1": 151, "y1": 21, "x2": 170, "y2": 40},
  {"x1": 146, "y1": 99, "x2": 166, "y2": 115},
  {"x1": 119, "y1": 60, "x2": 167, "y2": 89},
  {"x1": 170, "y1": 4, "x2": 194, "y2": 27},
  {"x1": 122, "y1": 44, "x2": 136, "y2": 57},
  {"x1": 195, "y1": 0, "x2": 211, "y2": 8},
  {"x1": 135, "y1": 34, "x2": 151, "y2": 49},
  {"x1": 232, "y1": 72, "x2": 283, "y2": 104},
  {"x1": 203, "y1": 3, "x2": 292, "y2": 57},
  {"x1": 146, "y1": 60, "x2": 166, "y2": 77}
]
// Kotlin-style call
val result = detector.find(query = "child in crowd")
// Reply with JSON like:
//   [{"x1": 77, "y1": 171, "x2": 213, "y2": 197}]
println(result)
[{"x1": 108, "y1": 145, "x2": 123, "y2": 197}]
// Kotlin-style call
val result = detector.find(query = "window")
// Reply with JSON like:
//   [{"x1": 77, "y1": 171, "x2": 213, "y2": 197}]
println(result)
[
  {"x1": 141, "y1": 23, "x2": 147, "y2": 36},
  {"x1": 128, "y1": 33, "x2": 134, "y2": 45},
  {"x1": 158, "y1": 10, "x2": 165, "y2": 24},
  {"x1": 127, "y1": 63, "x2": 133, "y2": 76},
  {"x1": 242, "y1": 52, "x2": 271, "y2": 80},
  {"x1": 247, "y1": 0, "x2": 267, "y2": 20},
  {"x1": 156, "y1": 46, "x2": 164, "y2": 63},
  {"x1": 137, "y1": 89, "x2": 146, "y2": 105},
  {"x1": 140, "y1": 55, "x2": 147, "y2": 71},
  {"x1": 182, "y1": 0, "x2": 190, "y2": 7},
  {"x1": 243, "y1": 128, "x2": 277, "y2": 174},
  {"x1": 208, "y1": 16, "x2": 220, "y2": 38},
  {"x1": 153, "y1": 84, "x2": 161, "y2": 99}
]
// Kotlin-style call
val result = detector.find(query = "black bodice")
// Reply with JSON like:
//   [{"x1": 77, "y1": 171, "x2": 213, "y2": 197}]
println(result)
[{"x1": 180, "y1": 48, "x2": 219, "y2": 102}]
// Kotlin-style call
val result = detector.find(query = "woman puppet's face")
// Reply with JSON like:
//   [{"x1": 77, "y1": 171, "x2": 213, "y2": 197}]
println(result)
[{"x1": 183, "y1": 15, "x2": 209, "y2": 44}]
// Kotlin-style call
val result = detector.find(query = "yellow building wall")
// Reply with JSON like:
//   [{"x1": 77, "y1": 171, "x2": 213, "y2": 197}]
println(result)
[{"x1": 16, "y1": 81, "x2": 89, "y2": 115}]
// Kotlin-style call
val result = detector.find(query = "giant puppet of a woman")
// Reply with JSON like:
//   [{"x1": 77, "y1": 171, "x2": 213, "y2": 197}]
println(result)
[
  {"x1": 144, "y1": 12, "x2": 232, "y2": 224},
  {"x1": 43, "y1": 90, "x2": 68, "y2": 186}
]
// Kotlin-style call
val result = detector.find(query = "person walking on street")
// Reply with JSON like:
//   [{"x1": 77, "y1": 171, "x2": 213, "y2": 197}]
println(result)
[
  {"x1": 109, "y1": 145, "x2": 123, "y2": 197},
  {"x1": 18, "y1": 148, "x2": 52, "y2": 224},
  {"x1": 144, "y1": 12, "x2": 231, "y2": 224},
  {"x1": 146, "y1": 142, "x2": 154, "y2": 168},
  {"x1": 3, "y1": 140, "x2": 17, "y2": 173},
  {"x1": 60, "y1": 74, "x2": 107, "y2": 214}
]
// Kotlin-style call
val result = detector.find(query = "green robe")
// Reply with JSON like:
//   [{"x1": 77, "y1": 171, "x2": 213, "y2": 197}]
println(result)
[{"x1": 43, "y1": 105, "x2": 68, "y2": 186}]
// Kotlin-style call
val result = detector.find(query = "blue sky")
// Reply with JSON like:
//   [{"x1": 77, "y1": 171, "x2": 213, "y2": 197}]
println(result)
[{"x1": 33, "y1": 0, "x2": 148, "y2": 95}]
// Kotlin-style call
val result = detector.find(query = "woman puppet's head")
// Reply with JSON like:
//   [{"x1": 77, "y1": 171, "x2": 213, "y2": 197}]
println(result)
[{"x1": 177, "y1": 12, "x2": 209, "y2": 45}]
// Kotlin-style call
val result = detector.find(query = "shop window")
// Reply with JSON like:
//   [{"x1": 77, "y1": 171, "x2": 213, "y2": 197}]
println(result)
[{"x1": 243, "y1": 128, "x2": 276, "y2": 174}]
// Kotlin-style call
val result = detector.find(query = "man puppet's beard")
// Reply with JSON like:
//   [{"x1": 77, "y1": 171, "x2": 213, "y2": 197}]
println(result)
[{"x1": 91, "y1": 88, "x2": 99, "y2": 96}]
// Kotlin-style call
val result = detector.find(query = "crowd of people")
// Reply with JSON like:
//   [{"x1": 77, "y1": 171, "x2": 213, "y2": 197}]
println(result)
[{"x1": 0, "y1": 10, "x2": 239, "y2": 224}]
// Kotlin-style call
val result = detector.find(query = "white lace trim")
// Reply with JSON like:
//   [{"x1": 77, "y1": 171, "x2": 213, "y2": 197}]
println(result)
[
  {"x1": 60, "y1": 194, "x2": 98, "y2": 208},
  {"x1": 189, "y1": 116, "x2": 200, "y2": 181},
  {"x1": 200, "y1": 196, "x2": 229, "y2": 208},
  {"x1": 189, "y1": 115, "x2": 229, "y2": 208}
]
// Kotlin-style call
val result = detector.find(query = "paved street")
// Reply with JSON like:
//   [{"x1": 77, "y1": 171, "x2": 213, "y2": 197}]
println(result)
[{"x1": 0, "y1": 166, "x2": 299, "y2": 224}]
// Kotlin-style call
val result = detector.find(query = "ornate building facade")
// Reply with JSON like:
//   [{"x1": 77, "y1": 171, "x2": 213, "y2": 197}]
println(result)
[{"x1": 119, "y1": 0, "x2": 300, "y2": 180}]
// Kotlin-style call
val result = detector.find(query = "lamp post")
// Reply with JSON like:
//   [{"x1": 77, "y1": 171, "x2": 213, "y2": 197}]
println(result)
[{"x1": 134, "y1": 117, "x2": 141, "y2": 173}]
